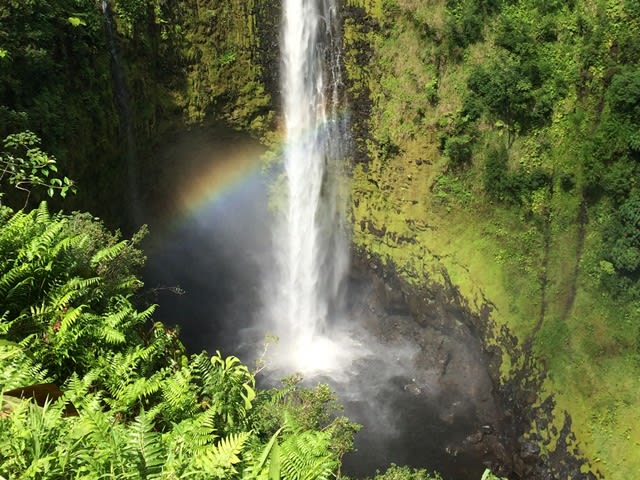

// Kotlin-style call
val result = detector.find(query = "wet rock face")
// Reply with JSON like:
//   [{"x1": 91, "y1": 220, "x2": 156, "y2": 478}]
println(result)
[
  {"x1": 342, "y1": 253, "x2": 600, "y2": 480},
  {"x1": 340, "y1": 256, "x2": 516, "y2": 479}
]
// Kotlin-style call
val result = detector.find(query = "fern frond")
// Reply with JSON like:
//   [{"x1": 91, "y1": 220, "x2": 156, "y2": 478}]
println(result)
[
  {"x1": 0, "y1": 263, "x2": 26, "y2": 295},
  {"x1": 65, "y1": 276, "x2": 101, "y2": 292},
  {"x1": 91, "y1": 240, "x2": 127, "y2": 267},
  {"x1": 57, "y1": 305, "x2": 86, "y2": 334},
  {"x1": 0, "y1": 341, "x2": 48, "y2": 390},
  {"x1": 102, "y1": 325, "x2": 126, "y2": 345},
  {"x1": 128, "y1": 410, "x2": 164, "y2": 479},
  {"x1": 34, "y1": 201, "x2": 51, "y2": 225},
  {"x1": 50, "y1": 232, "x2": 86, "y2": 258},
  {"x1": 278, "y1": 426, "x2": 337, "y2": 480},
  {"x1": 135, "y1": 304, "x2": 156, "y2": 323},
  {"x1": 42, "y1": 277, "x2": 98, "y2": 319},
  {"x1": 19, "y1": 218, "x2": 64, "y2": 262},
  {"x1": 104, "y1": 305, "x2": 132, "y2": 328},
  {"x1": 160, "y1": 367, "x2": 198, "y2": 418},
  {"x1": 0, "y1": 208, "x2": 27, "y2": 235},
  {"x1": 194, "y1": 431, "x2": 250, "y2": 474}
]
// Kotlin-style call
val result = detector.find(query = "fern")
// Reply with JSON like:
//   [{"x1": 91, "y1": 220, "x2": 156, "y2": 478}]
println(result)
[
  {"x1": 49, "y1": 232, "x2": 86, "y2": 259},
  {"x1": 0, "y1": 341, "x2": 49, "y2": 391},
  {"x1": 91, "y1": 240, "x2": 128, "y2": 267},
  {"x1": 212, "y1": 431, "x2": 250, "y2": 467},
  {"x1": 0, "y1": 204, "x2": 351, "y2": 480},
  {"x1": 162, "y1": 408, "x2": 217, "y2": 476},
  {"x1": 33, "y1": 202, "x2": 50, "y2": 226},
  {"x1": 191, "y1": 431, "x2": 250, "y2": 476},
  {"x1": 19, "y1": 217, "x2": 64, "y2": 262},
  {"x1": 279, "y1": 430, "x2": 337, "y2": 480},
  {"x1": 276, "y1": 415, "x2": 338, "y2": 480},
  {"x1": 158, "y1": 367, "x2": 199, "y2": 421},
  {"x1": 57, "y1": 305, "x2": 86, "y2": 335},
  {"x1": 128, "y1": 410, "x2": 164, "y2": 480},
  {"x1": 0, "y1": 264, "x2": 30, "y2": 298}
]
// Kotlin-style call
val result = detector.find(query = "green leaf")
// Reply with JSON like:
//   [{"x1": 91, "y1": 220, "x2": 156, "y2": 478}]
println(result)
[
  {"x1": 251, "y1": 427, "x2": 282, "y2": 478},
  {"x1": 269, "y1": 440, "x2": 281, "y2": 480},
  {"x1": 67, "y1": 17, "x2": 86, "y2": 27}
]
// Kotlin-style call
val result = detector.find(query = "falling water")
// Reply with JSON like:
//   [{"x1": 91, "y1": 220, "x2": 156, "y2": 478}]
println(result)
[
  {"x1": 268, "y1": 0, "x2": 351, "y2": 375},
  {"x1": 100, "y1": 0, "x2": 141, "y2": 224}
]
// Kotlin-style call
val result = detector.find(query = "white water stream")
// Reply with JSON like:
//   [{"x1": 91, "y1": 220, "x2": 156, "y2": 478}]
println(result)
[{"x1": 268, "y1": 0, "x2": 353, "y2": 375}]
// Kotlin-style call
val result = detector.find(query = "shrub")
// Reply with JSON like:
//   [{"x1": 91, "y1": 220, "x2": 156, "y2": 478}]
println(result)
[
  {"x1": 483, "y1": 143, "x2": 511, "y2": 201},
  {"x1": 367, "y1": 463, "x2": 442, "y2": 479},
  {"x1": 444, "y1": 134, "x2": 473, "y2": 169},
  {"x1": 604, "y1": 192, "x2": 640, "y2": 276},
  {"x1": 607, "y1": 67, "x2": 640, "y2": 118}
]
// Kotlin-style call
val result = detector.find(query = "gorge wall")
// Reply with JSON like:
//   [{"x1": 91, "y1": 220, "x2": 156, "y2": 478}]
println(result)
[{"x1": 338, "y1": 2, "x2": 640, "y2": 479}]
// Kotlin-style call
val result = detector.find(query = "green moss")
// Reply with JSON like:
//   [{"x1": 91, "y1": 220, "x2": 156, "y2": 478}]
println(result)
[{"x1": 347, "y1": 1, "x2": 640, "y2": 477}]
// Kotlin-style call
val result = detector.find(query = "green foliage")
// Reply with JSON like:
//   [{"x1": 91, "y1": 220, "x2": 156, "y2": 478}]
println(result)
[
  {"x1": 0, "y1": 0, "x2": 109, "y2": 142},
  {"x1": 349, "y1": 0, "x2": 640, "y2": 476},
  {"x1": 480, "y1": 469, "x2": 507, "y2": 480},
  {"x1": 607, "y1": 66, "x2": 640, "y2": 117},
  {"x1": 0, "y1": 131, "x2": 76, "y2": 203},
  {"x1": 445, "y1": 0, "x2": 501, "y2": 52},
  {"x1": 602, "y1": 192, "x2": 640, "y2": 295},
  {"x1": 585, "y1": 66, "x2": 640, "y2": 198},
  {"x1": 444, "y1": 134, "x2": 473, "y2": 169},
  {"x1": 483, "y1": 144, "x2": 511, "y2": 202},
  {"x1": 432, "y1": 173, "x2": 472, "y2": 209},
  {"x1": 466, "y1": 50, "x2": 554, "y2": 136},
  {"x1": 364, "y1": 463, "x2": 442, "y2": 479},
  {"x1": 483, "y1": 142, "x2": 552, "y2": 207},
  {"x1": 0, "y1": 0, "x2": 278, "y2": 224},
  {"x1": 0, "y1": 203, "x2": 153, "y2": 381},
  {"x1": 252, "y1": 375, "x2": 361, "y2": 462}
]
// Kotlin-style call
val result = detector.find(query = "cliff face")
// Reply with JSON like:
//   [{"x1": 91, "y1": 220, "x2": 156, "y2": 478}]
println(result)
[
  {"x1": 341, "y1": 1, "x2": 640, "y2": 479},
  {"x1": 0, "y1": 0, "x2": 277, "y2": 227}
]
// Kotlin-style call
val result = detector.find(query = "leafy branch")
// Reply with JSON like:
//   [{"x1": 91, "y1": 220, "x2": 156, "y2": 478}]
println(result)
[{"x1": 0, "y1": 131, "x2": 76, "y2": 206}]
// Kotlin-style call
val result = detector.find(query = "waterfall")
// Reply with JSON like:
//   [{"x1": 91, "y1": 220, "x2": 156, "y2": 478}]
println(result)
[
  {"x1": 101, "y1": 0, "x2": 129, "y2": 135},
  {"x1": 268, "y1": 0, "x2": 351, "y2": 375},
  {"x1": 100, "y1": 0, "x2": 141, "y2": 224}
]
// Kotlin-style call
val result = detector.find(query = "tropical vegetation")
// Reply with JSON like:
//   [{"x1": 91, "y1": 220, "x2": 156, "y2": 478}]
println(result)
[{"x1": 346, "y1": 0, "x2": 640, "y2": 477}]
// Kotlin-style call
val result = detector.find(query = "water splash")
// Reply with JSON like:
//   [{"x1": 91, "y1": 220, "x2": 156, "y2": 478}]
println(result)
[{"x1": 267, "y1": 0, "x2": 352, "y2": 376}]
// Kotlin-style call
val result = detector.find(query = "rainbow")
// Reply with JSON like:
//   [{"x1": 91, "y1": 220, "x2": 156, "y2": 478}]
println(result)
[
  {"x1": 149, "y1": 137, "x2": 277, "y2": 236},
  {"x1": 152, "y1": 111, "x2": 349, "y2": 236}
]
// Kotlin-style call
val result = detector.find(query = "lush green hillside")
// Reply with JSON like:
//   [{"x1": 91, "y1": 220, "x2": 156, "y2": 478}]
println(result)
[{"x1": 344, "y1": 0, "x2": 640, "y2": 478}]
